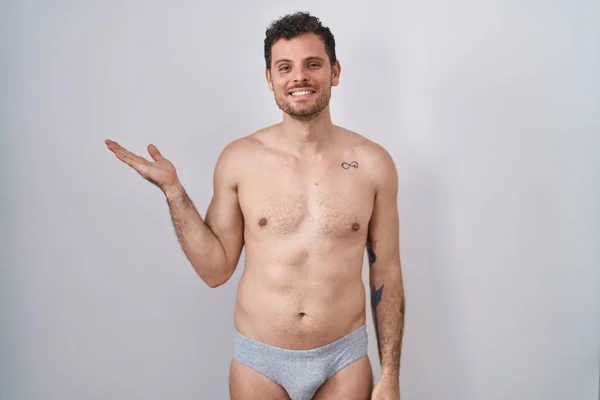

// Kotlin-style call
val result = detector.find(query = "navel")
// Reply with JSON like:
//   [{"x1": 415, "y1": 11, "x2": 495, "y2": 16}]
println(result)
[
  {"x1": 351, "y1": 222, "x2": 361, "y2": 232},
  {"x1": 258, "y1": 217, "x2": 268, "y2": 227}
]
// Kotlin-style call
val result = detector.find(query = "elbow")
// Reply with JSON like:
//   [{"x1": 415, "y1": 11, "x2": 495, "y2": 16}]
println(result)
[
  {"x1": 200, "y1": 272, "x2": 228, "y2": 289},
  {"x1": 205, "y1": 279, "x2": 224, "y2": 289},
  {"x1": 189, "y1": 248, "x2": 237, "y2": 289},
  {"x1": 205, "y1": 271, "x2": 232, "y2": 288},
  {"x1": 198, "y1": 264, "x2": 234, "y2": 289}
]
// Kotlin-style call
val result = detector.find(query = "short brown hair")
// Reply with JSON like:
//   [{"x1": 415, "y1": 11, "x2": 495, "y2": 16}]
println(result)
[{"x1": 264, "y1": 12, "x2": 337, "y2": 70}]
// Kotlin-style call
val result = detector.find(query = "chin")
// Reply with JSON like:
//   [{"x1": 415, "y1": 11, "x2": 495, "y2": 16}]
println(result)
[
  {"x1": 275, "y1": 94, "x2": 329, "y2": 120},
  {"x1": 289, "y1": 107, "x2": 325, "y2": 121}
]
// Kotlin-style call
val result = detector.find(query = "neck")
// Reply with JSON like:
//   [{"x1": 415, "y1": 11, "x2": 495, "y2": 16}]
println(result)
[{"x1": 279, "y1": 106, "x2": 335, "y2": 155}]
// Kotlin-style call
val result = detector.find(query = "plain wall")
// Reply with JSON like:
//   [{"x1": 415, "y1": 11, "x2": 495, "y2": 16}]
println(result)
[{"x1": 1, "y1": 0, "x2": 598, "y2": 399}]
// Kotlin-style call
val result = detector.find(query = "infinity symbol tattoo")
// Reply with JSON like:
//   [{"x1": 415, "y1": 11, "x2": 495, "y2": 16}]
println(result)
[{"x1": 341, "y1": 161, "x2": 359, "y2": 169}]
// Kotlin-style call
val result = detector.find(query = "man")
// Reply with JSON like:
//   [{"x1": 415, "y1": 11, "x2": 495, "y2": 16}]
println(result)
[{"x1": 105, "y1": 12, "x2": 405, "y2": 400}]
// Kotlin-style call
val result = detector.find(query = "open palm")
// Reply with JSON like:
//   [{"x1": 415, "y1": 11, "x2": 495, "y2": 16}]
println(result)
[{"x1": 105, "y1": 139, "x2": 179, "y2": 191}]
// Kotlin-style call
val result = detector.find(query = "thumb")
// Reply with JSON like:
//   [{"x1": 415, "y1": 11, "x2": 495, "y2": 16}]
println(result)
[{"x1": 147, "y1": 144, "x2": 163, "y2": 161}]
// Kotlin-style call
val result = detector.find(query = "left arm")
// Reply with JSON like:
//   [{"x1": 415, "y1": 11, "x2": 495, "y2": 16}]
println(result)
[{"x1": 367, "y1": 147, "x2": 406, "y2": 381}]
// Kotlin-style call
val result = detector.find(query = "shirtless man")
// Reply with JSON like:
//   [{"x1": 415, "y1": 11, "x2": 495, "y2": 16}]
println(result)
[{"x1": 105, "y1": 12, "x2": 405, "y2": 400}]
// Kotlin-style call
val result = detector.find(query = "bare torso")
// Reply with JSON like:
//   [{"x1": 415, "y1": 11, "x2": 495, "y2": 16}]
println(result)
[{"x1": 232, "y1": 125, "x2": 376, "y2": 350}]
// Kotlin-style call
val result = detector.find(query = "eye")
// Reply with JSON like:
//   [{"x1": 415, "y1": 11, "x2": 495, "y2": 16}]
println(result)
[
  {"x1": 279, "y1": 65, "x2": 290, "y2": 72},
  {"x1": 308, "y1": 62, "x2": 320, "y2": 68}
]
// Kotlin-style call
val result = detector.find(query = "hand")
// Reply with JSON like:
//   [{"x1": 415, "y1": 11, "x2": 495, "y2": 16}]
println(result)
[
  {"x1": 371, "y1": 374, "x2": 400, "y2": 400},
  {"x1": 105, "y1": 139, "x2": 180, "y2": 193}
]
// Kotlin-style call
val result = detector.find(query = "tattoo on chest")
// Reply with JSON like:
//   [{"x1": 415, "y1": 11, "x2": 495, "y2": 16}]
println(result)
[{"x1": 341, "y1": 161, "x2": 359, "y2": 169}]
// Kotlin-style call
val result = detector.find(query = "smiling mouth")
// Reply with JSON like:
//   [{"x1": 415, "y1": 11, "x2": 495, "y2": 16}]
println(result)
[{"x1": 289, "y1": 89, "x2": 315, "y2": 97}]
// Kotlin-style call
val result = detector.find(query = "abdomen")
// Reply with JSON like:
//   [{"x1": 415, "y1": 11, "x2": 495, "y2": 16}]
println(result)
[{"x1": 233, "y1": 238, "x2": 367, "y2": 350}]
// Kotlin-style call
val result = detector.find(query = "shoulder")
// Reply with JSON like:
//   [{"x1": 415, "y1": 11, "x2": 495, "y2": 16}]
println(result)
[
  {"x1": 213, "y1": 126, "x2": 276, "y2": 183},
  {"x1": 216, "y1": 125, "x2": 275, "y2": 163},
  {"x1": 337, "y1": 126, "x2": 398, "y2": 185}
]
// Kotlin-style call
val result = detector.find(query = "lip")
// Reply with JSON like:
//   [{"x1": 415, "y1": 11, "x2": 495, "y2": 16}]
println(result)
[{"x1": 288, "y1": 89, "x2": 316, "y2": 99}]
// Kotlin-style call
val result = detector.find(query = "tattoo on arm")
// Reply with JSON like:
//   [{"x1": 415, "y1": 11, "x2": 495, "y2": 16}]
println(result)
[
  {"x1": 372, "y1": 285, "x2": 384, "y2": 308},
  {"x1": 367, "y1": 238, "x2": 377, "y2": 265},
  {"x1": 368, "y1": 237, "x2": 383, "y2": 358},
  {"x1": 368, "y1": 234, "x2": 405, "y2": 372}
]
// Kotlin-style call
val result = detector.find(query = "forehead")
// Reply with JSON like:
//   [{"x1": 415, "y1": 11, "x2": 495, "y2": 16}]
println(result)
[{"x1": 271, "y1": 33, "x2": 328, "y2": 63}]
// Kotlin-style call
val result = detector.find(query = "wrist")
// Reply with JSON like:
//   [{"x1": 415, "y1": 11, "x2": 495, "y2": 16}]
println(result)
[
  {"x1": 380, "y1": 368, "x2": 400, "y2": 380},
  {"x1": 163, "y1": 182, "x2": 185, "y2": 200}
]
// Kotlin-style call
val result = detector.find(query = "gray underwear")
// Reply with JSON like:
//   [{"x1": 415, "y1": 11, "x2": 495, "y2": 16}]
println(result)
[{"x1": 232, "y1": 324, "x2": 368, "y2": 400}]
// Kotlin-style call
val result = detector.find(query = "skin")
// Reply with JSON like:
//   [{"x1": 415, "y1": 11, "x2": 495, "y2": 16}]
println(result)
[{"x1": 105, "y1": 32, "x2": 405, "y2": 399}]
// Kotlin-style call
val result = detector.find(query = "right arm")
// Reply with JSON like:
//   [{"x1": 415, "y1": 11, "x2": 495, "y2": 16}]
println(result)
[
  {"x1": 164, "y1": 142, "x2": 244, "y2": 288},
  {"x1": 105, "y1": 138, "x2": 244, "y2": 288}
]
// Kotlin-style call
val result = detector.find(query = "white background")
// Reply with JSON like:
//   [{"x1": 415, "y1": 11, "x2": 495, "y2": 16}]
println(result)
[{"x1": 1, "y1": 0, "x2": 599, "y2": 399}]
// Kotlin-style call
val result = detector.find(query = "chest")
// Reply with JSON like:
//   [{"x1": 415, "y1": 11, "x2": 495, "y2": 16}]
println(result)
[{"x1": 238, "y1": 160, "x2": 375, "y2": 237}]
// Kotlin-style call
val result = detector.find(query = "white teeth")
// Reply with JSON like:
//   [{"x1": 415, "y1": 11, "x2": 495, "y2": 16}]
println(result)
[{"x1": 291, "y1": 90, "x2": 313, "y2": 96}]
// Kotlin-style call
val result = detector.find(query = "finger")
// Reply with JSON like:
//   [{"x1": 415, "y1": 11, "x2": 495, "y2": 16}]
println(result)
[
  {"x1": 106, "y1": 140, "x2": 147, "y2": 163},
  {"x1": 147, "y1": 144, "x2": 164, "y2": 161},
  {"x1": 114, "y1": 150, "x2": 151, "y2": 175},
  {"x1": 105, "y1": 139, "x2": 123, "y2": 152},
  {"x1": 105, "y1": 139, "x2": 130, "y2": 156}
]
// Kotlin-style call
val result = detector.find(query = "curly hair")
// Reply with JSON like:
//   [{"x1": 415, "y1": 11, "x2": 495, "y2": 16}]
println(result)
[{"x1": 264, "y1": 12, "x2": 337, "y2": 70}]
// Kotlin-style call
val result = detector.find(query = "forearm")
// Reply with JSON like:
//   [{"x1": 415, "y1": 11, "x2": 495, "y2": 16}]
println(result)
[
  {"x1": 370, "y1": 262, "x2": 405, "y2": 377},
  {"x1": 164, "y1": 184, "x2": 228, "y2": 287}
]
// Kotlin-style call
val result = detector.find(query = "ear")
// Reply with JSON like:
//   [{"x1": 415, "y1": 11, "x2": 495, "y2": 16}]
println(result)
[
  {"x1": 331, "y1": 60, "x2": 341, "y2": 87},
  {"x1": 265, "y1": 67, "x2": 274, "y2": 91}
]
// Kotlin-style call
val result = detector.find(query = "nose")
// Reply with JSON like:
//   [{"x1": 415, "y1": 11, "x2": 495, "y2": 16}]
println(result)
[{"x1": 292, "y1": 66, "x2": 309, "y2": 83}]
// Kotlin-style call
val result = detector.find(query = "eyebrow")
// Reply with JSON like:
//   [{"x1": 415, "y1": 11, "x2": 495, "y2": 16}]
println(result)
[{"x1": 274, "y1": 56, "x2": 326, "y2": 66}]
